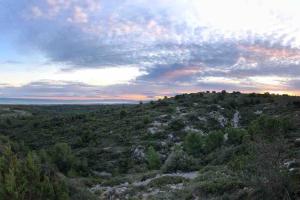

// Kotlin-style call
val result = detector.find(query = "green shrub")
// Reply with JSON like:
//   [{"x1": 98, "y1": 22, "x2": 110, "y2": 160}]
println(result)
[
  {"x1": 143, "y1": 116, "x2": 151, "y2": 125},
  {"x1": 169, "y1": 119, "x2": 185, "y2": 131},
  {"x1": 248, "y1": 116, "x2": 292, "y2": 140},
  {"x1": 204, "y1": 131, "x2": 224, "y2": 153},
  {"x1": 119, "y1": 110, "x2": 127, "y2": 119},
  {"x1": 225, "y1": 128, "x2": 248, "y2": 145},
  {"x1": 183, "y1": 132, "x2": 205, "y2": 157},
  {"x1": 244, "y1": 135, "x2": 291, "y2": 200},
  {"x1": 228, "y1": 154, "x2": 253, "y2": 171},
  {"x1": 0, "y1": 145, "x2": 69, "y2": 199},
  {"x1": 162, "y1": 146, "x2": 195, "y2": 173},
  {"x1": 51, "y1": 143, "x2": 76, "y2": 174},
  {"x1": 196, "y1": 166, "x2": 244, "y2": 194},
  {"x1": 196, "y1": 178, "x2": 243, "y2": 194},
  {"x1": 146, "y1": 146, "x2": 161, "y2": 170},
  {"x1": 205, "y1": 146, "x2": 241, "y2": 165}
]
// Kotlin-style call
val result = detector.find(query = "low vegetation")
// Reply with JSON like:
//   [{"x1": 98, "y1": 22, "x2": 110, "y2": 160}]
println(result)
[{"x1": 0, "y1": 91, "x2": 299, "y2": 199}]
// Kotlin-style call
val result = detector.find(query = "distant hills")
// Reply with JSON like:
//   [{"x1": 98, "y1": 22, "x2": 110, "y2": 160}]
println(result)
[{"x1": 0, "y1": 98, "x2": 137, "y2": 105}]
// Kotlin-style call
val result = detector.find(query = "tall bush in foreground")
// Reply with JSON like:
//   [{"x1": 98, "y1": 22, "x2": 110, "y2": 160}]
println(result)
[
  {"x1": 245, "y1": 137, "x2": 291, "y2": 200},
  {"x1": 0, "y1": 145, "x2": 69, "y2": 200}
]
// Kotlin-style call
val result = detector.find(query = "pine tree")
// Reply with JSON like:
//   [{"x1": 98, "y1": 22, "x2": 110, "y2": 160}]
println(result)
[
  {"x1": 4, "y1": 168, "x2": 18, "y2": 199},
  {"x1": 41, "y1": 176, "x2": 55, "y2": 199},
  {"x1": 146, "y1": 146, "x2": 161, "y2": 170}
]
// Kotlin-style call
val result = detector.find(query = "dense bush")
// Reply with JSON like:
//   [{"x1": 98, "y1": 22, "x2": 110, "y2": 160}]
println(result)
[
  {"x1": 169, "y1": 118, "x2": 185, "y2": 131},
  {"x1": 225, "y1": 128, "x2": 248, "y2": 145},
  {"x1": 146, "y1": 146, "x2": 161, "y2": 170},
  {"x1": 204, "y1": 130, "x2": 224, "y2": 153},
  {"x1": 162, "y1": 146, "x2": 195, "y2": 173},
  {"x1": 183, "y1": 132, "x2": 204, "y2": 157},
  {"x1": 204, "y1": 146, "x2": 241, "y2": 165},
  {"x1": 195, "y1": 166, "x2": 244, "y2": 195},
  {"x1": 51, "y1": 143, "x2": 76, "y2": 174},
  {"x1": 0, "y1": 145, "x2": 69, "y2": 199},
  {"x1": 248, "y1": 116, "x2": 292, "y2": 140},
  {"x1": 228, "y1": 153, "x2": 253, "y2": 171}
]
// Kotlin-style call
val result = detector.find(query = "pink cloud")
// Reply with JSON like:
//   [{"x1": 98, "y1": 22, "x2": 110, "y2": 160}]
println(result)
[
  {"x1": 69, "y1": 6, "x2": 89, "y2": 24},
  {"x1": 160, "y1": 66, "x2": 203, "y2": 80}
]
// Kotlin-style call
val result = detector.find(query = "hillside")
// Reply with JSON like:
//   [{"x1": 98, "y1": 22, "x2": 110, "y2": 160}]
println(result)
[{"x1": 0, "y1": 91, "x2": 300, "y2": 200}]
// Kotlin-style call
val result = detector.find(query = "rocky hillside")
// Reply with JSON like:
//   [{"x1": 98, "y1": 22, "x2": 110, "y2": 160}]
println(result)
[{"x1": 0, "y1": 91, "x2": 300, "y2": 200}]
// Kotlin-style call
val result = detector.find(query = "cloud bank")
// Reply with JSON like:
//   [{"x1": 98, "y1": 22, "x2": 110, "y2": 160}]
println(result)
[{"x1": 0, "y1": 0, "x2": 300, "y2": 100}]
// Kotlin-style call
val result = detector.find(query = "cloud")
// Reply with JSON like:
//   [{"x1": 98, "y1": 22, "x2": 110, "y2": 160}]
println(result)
[
  {"x1": 0, "y1": 81, "x2": 100, "y2": 99},
  {"x1": 30, "y1": 6, "x2": 43, "y2": 17},
  {"x1": 1, "y1": 0, "x2": 300, "y2": 99},
  {"x1": 68, "y1": 6, "x2": 88, "y2": 24},
  {"x1": 286, "y1": 79, "x2": 300, "y2": 90},
  {"x1": 0, "y1": 76, "x2": 269, "y2": 100},
  {"x1": 4, "y1": 0, "x2": 299, "y2": 69}
]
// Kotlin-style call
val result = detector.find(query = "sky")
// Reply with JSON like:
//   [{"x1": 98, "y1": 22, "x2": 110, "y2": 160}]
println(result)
[{"x1": 1, "y1": 0, "x2": 300, "y2": 101}]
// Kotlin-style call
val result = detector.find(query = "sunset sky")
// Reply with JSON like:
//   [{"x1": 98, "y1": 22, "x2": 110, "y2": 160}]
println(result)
[{"x1": 1, "y1": 0, "x2": 300, "y2": 101}]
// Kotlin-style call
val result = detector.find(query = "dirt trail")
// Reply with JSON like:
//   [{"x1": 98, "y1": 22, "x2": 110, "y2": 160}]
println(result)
[{"x1": 90, "y1": 171, "x2": 198, "y2": 194}]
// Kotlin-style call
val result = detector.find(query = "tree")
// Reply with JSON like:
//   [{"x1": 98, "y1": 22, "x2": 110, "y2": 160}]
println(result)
[
  {"x1": 4, "y1": 168, "x2": 18, "y2": 199},
  {"x1": 119, "y1": 110, "x2": 127, "y2": 119},
  {"x1": 51, "y1": 143, "x2": 75, "y2": 174},
  {"x1": 23, "y1": 151, "x2": 42, "y2": 198},
  {"x1": 162, "y1": 146, "x2": 194, "y2": 173},
  {"x1": 0, "y1": 145, "x2": 70, "y2": 199},
  {"x1": 248, "y1": 116, "x2": 292, "y2": 140},
  {"x1": 244, "y1": 136, "x2": 291, "y2": 199},
  {"x1": 204, "y1": 131, "x2": 224, "y2": 153},
  {"x1": 183, "y1": 132, "x2": 205, "y2": 157},
  {"x1": 225, "y1": 128, "x2": 248, "y2": 145},
  {"x1": 40, "y1": 176, "x2": 55, "y2": 199},
  {"x1": 146, "y1": 146, "x2": 161, "y2": 170}
]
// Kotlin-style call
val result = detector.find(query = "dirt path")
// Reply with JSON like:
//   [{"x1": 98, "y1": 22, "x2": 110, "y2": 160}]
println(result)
[{"x1": 90, "y1": 171, "x2": 198, "y2": 195}]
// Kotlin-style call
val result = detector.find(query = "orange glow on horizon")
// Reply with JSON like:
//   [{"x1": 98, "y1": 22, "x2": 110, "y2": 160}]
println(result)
[{"x1": 7, "y1": 90, "x2": 300, "y2": 101}]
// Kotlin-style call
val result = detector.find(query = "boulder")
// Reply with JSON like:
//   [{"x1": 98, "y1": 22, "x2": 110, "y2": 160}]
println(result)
[
  {"x1": 132, "y1": 145, "x2": 145, "y2": 161},
  {"x1": 231, "y1": 111, "x2": 240, "y2": 128}
]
